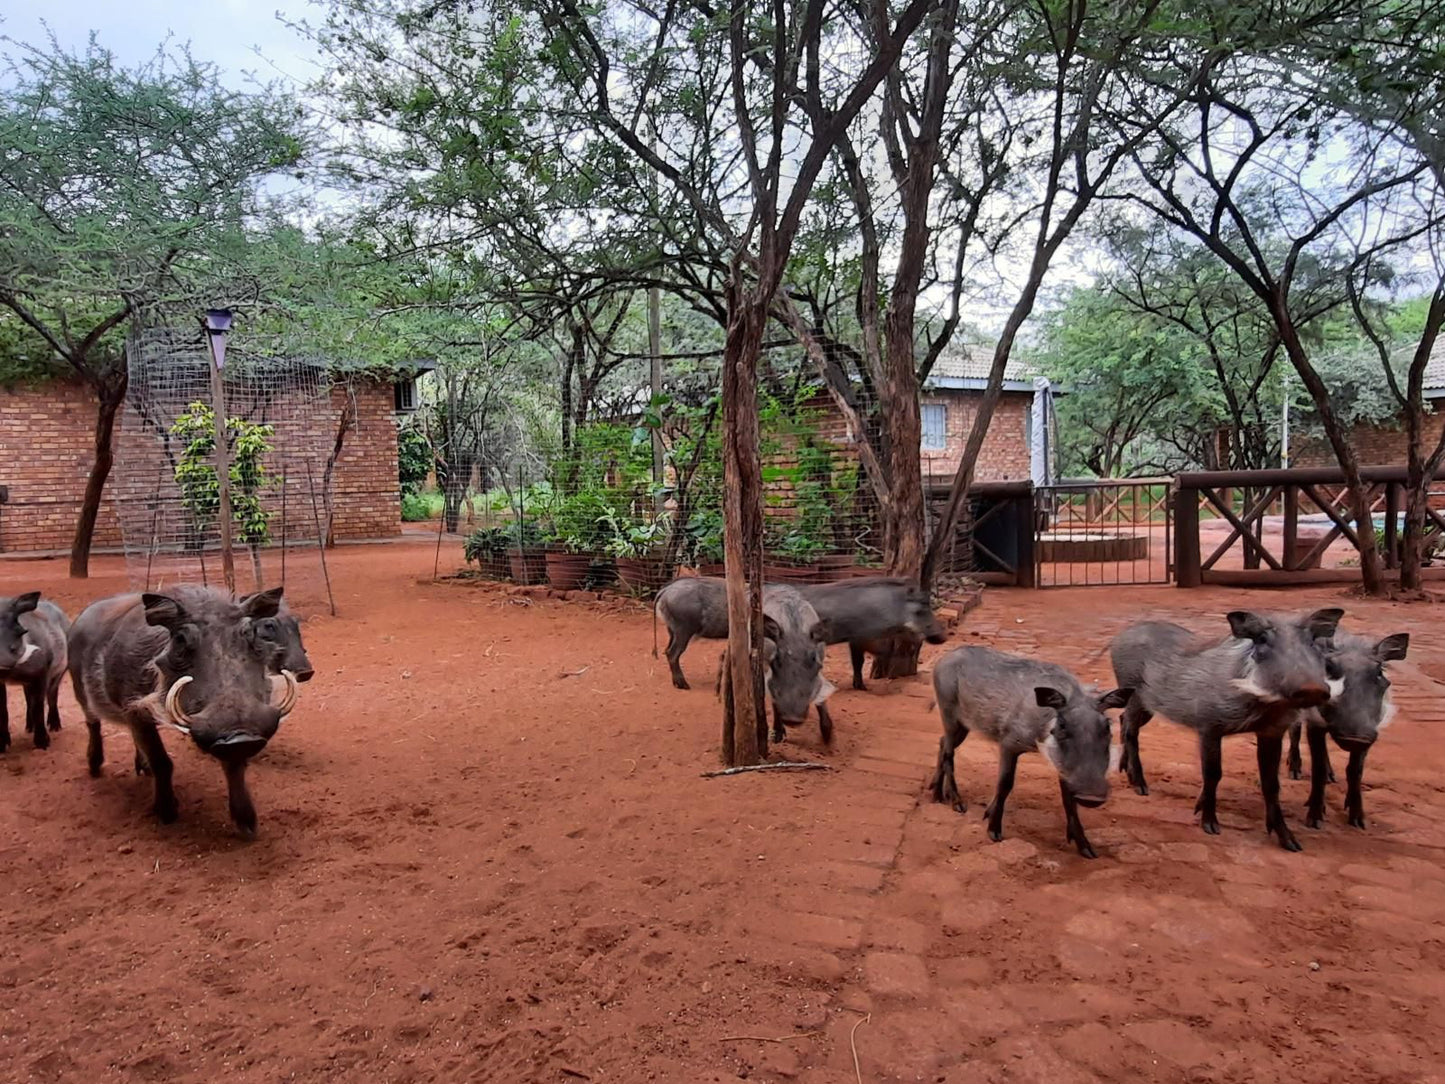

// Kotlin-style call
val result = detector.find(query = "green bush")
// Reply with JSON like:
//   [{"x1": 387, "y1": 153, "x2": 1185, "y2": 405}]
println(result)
[
  {"x1": 398, "y1": 427, "x2": 432, "y2": 496},
  {"x1": 401, "y1": 492, "x2": 435, "y2": 522}
]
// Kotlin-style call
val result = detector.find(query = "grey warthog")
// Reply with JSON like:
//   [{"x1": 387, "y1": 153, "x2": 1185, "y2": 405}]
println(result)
[
  {"x1": 656, "y1": 574, "x2": 945, "y2": 692},
  {"x1": 1287, "y1": 629, "x2": 1408, "y2": 831},
  {"x1": 654, "y1": 576, "x2": 729, "y2": 689},
  {"x1": 928, "y1": 646, "x2": 1131, "y2": 858},
  {"x1": 714, "y1": 585, "x2": 836, "y2": 744},
  {"x1": 127, "y1": 602, "x2": 314, "y2": 777},
  {"x1": 798, "y1": 577, "x2": 947, "y2": 690},
  {"x1": 0, "y1": 592, "x2": 70, "y2": 752},
  {"x1": 68, "y1": 586, "x2": 300, "y2": 837},
  {"x1": 1110, "y1": 608, "x2": 1343, "y2": 852}
]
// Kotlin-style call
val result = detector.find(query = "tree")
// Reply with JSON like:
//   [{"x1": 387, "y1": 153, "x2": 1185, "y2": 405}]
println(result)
[
  {"x1": 921, "y1": 0, "x2": 1200, "y2": 588},
  {"x1": 1119, "y1": 3, "x2": 1445, "y2": 594},
  {"x1": 0, "y1": 36, "x2": 306, "y2": 576}
]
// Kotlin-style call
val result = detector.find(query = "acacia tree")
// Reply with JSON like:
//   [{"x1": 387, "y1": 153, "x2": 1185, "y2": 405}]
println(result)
[
  {"x1": 1119, "y1": 3, "x2": 1445, "y2": 594},
  {"x1": 921, "y1": 0, "x2": 1198, "y2": 587},
  {"x1": 0, "y1": 37, "x2": 306, "y2": 577}
]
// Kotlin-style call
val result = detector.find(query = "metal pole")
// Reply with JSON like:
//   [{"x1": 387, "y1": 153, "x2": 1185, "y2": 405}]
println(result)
[
  {"x1": 305, "y1": 460, "x2": 337, "y2": 617},
  {"x1": 649, "y1": 284, "x2": 664, "y2": 515},
  {"x1": 206, "y1": 332, "x2": 236, "y2": 594},
  {"x1": 280, "y1": 459, "x2": 288, "y2": 589},
  {"x1": 1280, "y1": 370, "x2": 1290, "y2": 469}
]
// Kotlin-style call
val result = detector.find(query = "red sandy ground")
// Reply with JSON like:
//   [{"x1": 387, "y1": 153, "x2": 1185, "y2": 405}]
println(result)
[{"x1": 2, "y1": 536, "x2": 1444, "y2": 1084}]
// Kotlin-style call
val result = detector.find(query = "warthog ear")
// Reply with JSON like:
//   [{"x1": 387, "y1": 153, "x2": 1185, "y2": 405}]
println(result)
[
  {"x1": 1375, "y1": 633, "x2": 1409, "y2": 662},
  {"x1": 142, "y1": 593, "x2": 187, "y2": 630},
  {"x1": 9, "y1": 591, "x2": 40, "y2": 615},
  {"x1": 1304, "y1": 608, "x2": 1345, "y2": 640},
  {"x1": 1096, "y1": 687, "x2": 1133, "y2": 711},
  {"x1": 810, "y1": 619, "x2": 832, "y2": 644},
  {"x1": 1227, "y1": 611, "x2": 1269, "y2": 642},
  {"x1": 1035, "y1": 686, "x2": 1068, "y2": 711},
  {"x1": 240, "y1": 586, "x2": 284, "y2": 619},
  {"x1": 762, "y1": 615, "x2": 783, "y2": 643}
]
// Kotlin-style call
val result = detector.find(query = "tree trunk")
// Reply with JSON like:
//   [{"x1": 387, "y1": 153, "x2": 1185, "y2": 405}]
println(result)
[
  {"x1": 1274, "y1": 317, "x2": 1385, "y2": 595},
  {"x1": 870, "y1": 271, "x2": 929, "y2": 681},
  {"x1": 720, "y1": 282, "x2": 768, "y2": 766},
  {"x1": 70, "y1": 374, "x2": 126, "y2": 579}
]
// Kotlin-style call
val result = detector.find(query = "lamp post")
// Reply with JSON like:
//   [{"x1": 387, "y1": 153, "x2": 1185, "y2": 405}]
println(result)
[{"x1": 203, "y1": 308, "x2": 236, "y2": 593}]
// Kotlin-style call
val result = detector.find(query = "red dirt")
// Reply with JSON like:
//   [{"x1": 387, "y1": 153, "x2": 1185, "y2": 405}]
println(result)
[{"x1": 3, "y1": 539, "x2": 1444, "y2": 1083}]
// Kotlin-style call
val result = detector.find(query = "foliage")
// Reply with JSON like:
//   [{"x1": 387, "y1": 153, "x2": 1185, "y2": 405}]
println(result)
[
  {"x1": 463, "y1": 526, "x2": 510, "y2": 563},
  {"x1": 401, "y1": 492, "x2": 439, "y2": 521},
  {"x1": 169, "y1": 402, "x2": 275, "y2": 547},
  {"x1": 398, "y1": 426, "x2": 433, "y2": 496}
]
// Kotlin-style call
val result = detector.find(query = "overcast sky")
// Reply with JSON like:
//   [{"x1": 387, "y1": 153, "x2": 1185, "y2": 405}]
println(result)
[{"x1": 5, "y1": 0, "x2": 320, "y2": 90}]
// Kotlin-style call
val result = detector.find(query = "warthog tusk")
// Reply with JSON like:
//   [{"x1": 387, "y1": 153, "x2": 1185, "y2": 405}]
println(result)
[
  {"x1": 164, "y1": 676, "x2": 195, "y2": 734},
  {"x1": 273, "y1": 669, "x2": 299, "y2": 716}
]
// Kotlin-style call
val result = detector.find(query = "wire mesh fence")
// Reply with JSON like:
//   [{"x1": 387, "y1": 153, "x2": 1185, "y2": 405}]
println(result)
[
  {"x1": 116, "y1": 325, "x2": 338, "y2": 609},
  {"x1": 452, "y1": 389, "x2": 886, "y2": 594}
]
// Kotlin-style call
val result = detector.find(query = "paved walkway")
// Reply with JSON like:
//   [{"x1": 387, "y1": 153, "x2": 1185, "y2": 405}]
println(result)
[{"x1": 735, "y1": 594, "x2": 1445, "y2": 1083}]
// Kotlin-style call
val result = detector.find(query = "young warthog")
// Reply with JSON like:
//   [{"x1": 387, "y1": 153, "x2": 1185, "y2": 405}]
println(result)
[
  {"x1": 928, "y1": 646, "x2": 1131, "y2": 859},
  {"x1": 656, "y1": 574, "x2": 945, "y2": 692},
  {"x1": 654, "y1": 576, "x2": 729, "y2": 689},
  {"x1": 0, "y1": 592, "x2": 70, "y2": 752},
  {"x1": 798, "y1": 577, "x2": 947, "y2": 690},
  {"x1": 714, "y1": 585, "x2": 836, "y2": 744},
  {"x1": 68, "y1": 586, "x2": 300, "y2": 837},
  {"x1": 1288, "y1": 629, "x2": 1408, "y2": 831},
  {"x1": 1110, "y1": 608, "x2": 1343, "y2": 852}
]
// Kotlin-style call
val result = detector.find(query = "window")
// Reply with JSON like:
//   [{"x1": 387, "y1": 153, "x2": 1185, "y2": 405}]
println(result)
[
  {"x1": 394, "y1": 377, "x2": 419, "y2": 413},
  {"x1": 921, "y1": 403, "x2": 946, "y2": 450}
]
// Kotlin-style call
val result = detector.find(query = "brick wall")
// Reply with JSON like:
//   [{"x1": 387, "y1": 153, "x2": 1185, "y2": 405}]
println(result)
[
  {"x1": 790, "y1": 389, "x2": 1033, "y2": 483},
  {"x1": 1293, "y1": 415, "x2": 1445, "y2": 469},
  {"x1": 0, "y1": 377, "x2": 400, "y2": 554},
  {"x1": 919, "y1": 392, "x2": 1032, "y2": 482}
]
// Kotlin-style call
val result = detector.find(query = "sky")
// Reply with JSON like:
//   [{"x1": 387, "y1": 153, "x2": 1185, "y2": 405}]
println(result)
[{"x1": 3, "y1": 0, "x2": 321, "y2": 91}]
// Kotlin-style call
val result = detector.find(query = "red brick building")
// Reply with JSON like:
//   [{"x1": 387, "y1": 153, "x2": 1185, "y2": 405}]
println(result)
[
  {"x1": 0, "y1": 374, "x2": 407, "y2": 556},
  {"x1": 1291, "y1": 347, "x2": 1445, "y2": 469}
]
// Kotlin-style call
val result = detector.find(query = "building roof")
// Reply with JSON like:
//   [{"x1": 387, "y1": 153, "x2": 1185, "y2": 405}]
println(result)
[
  {"x1": 1426, "y1": 339, "x2": 1445, "y2": 398},
  {"x1": 924, "y1": 344, "x2": 1042, "y2": 394}
]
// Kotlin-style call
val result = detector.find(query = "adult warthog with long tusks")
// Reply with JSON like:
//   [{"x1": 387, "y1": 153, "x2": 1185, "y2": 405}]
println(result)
[{"x1": 68, "y1": 586, "x2": 301, "y2": 838}]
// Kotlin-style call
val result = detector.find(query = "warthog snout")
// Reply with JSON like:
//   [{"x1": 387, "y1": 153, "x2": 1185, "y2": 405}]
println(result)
[
  {"x1": 1073, "y1": 792, "x2": 1108, "y2": 809},
  {"x1": 1291, "y1": 682, "x2": 1331, "y2": 707}
]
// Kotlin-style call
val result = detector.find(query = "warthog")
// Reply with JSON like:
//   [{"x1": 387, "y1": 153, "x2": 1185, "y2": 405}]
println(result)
[
  {"x1": 1287, "y1": 629, "x2": 1408, "y2": 831},
  {"x1": 714, "y1": 585, "x2": 836, "y2": 744},
  {"x1": 68, "y1": 586, "x2": 299, "y2": 837},
  {"x1": 654, "y1": 576, "x2": 729, "y2": 689},
  {"x1": 128, "y1": 602, "x2": 313, "y2": 777},
  {"x1": 1110, "y1": 608, "x2": 1343, "y2": 851},
  {"x1": 928, "y1": 646, "x2": 1131, "y2": 858},
  {"x1": 656, "y1": 574, "x2": 944, "y2": 692},
  {"x1": 798, "y1": 577, "x2": 947, "y2": 690},
  {"x1": 0, "y1": 592, "x2": 70, "y2": 752}
]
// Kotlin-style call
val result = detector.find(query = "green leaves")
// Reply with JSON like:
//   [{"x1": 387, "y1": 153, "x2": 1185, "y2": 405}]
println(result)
[{"x1": 170, "y1": 402, "x2": 276, "y2": 546}]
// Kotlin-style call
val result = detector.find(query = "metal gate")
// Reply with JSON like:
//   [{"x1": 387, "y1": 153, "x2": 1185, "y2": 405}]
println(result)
[{"x1": 1034, "y1": 479, "x2": 1172, "y2": 587}]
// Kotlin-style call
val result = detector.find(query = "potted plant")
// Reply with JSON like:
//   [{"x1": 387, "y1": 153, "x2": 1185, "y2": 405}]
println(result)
[
  {"x1": 463, "y1": 526, "x2": 512, "y2": 579},
  {"x1": 505, "y1": 520, "x2": 549, "y2": 584},
  {"x1": 765, "y1": 524, "x2": 829, "y2": 582},
  {"x1": 545, "y1": 491, "x2": 613, "y2": 590},
  {"x1": 604, "y1": 513, "x2": 671, "y2": 593},
  {"x1": 683, "y1": 508, "x2": 725, "y2": 576}
]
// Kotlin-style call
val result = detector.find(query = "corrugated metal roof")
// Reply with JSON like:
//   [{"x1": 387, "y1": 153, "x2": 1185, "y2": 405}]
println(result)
[{"x1": 925, "y1": 343, "x2": 1041, "y2": 390}]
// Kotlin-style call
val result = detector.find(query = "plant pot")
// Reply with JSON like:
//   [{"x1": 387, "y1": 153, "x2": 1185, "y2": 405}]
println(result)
[
  {"x1": 615, "y1": 556, "x2": 666, "y2": 594},
  {"x1": 814, "y1": 555, "x2": 860, "y2": 582},
  {"x1": 479, "y1": 552, "x2": 511, "y2": 580},
  {"x1": 508, "y1": 546, "x2": 548, "y2": 585},
  {"x1": 544, "y1": 549, "x2": 592, "y2": 591},
  {"x1": 764, "y1": 561, "x2": 820, "y2": 584}
]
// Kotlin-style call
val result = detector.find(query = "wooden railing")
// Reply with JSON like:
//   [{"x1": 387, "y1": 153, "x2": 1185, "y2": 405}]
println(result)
[{"x1": 1174, "y1": 466, "x2": 1445, "y2": 587}]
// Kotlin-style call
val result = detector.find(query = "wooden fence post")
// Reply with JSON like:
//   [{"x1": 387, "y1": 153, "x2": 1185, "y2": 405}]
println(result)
[{"x1": 1174, "y1": 484, "x2": 1201, "y2": 588}]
